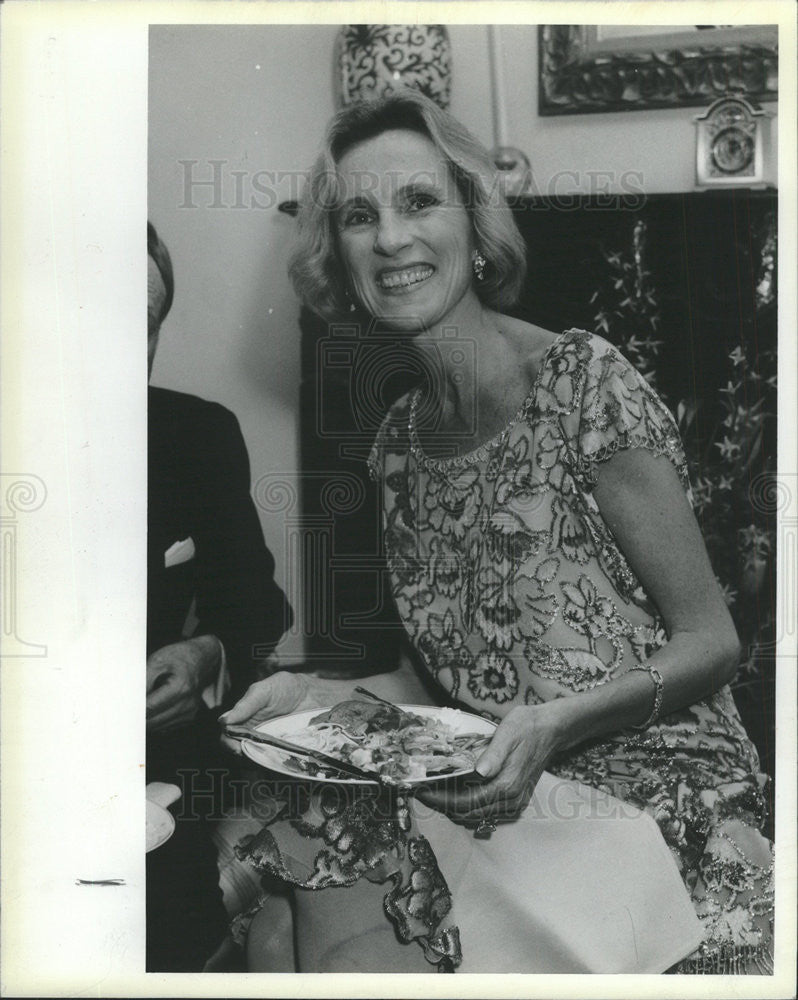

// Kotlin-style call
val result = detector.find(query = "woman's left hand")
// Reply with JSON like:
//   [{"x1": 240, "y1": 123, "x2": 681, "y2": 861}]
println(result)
[{"x1": 416, "y1": 703, "x2": 567, "y2": 824}]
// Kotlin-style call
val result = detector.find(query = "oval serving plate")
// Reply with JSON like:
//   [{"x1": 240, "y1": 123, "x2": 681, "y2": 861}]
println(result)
[{"x1": 241, "y1": 704, "x2": 496, "y2": 786}]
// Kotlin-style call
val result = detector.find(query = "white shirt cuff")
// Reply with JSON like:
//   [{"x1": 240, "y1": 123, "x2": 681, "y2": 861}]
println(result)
[{"x1": 201, "y1": 637, "x2": 230, "y2": 709}]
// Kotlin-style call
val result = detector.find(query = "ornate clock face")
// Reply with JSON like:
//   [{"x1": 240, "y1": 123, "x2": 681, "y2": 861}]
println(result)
[
  {"x1": 711, "y1": 126, "x2": 756, "y2": 174},
  {"x1": 695, "y1": 96, "x2": 767, "y2": 186}
]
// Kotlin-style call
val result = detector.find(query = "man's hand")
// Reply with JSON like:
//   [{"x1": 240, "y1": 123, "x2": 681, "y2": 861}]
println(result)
[{"x1": 147, "y1": 635, "x2": 223, "y2": 732}]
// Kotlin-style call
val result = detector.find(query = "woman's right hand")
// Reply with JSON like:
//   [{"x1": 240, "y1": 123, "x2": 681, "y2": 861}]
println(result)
[{"x1": 218, "y1": 671, "x2": 325, "y2": 754}]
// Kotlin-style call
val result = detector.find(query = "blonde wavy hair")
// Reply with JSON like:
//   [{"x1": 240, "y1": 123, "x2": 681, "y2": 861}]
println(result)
[{"x1": 288, "y1": 90, "x2": 527, "y2": 319}]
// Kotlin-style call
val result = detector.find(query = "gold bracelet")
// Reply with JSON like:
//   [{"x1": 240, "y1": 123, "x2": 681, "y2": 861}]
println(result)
[{"x1": 628, "y1": 662, "x2": 664, "y2": 730}]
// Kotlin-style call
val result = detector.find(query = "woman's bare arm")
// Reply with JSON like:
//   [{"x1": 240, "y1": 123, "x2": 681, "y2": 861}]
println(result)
[{"x1": 554, "y1": 446, "x2": 740, "y2": 750}]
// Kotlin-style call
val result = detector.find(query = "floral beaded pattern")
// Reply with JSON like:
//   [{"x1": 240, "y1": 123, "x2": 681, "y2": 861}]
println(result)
[
  {"x1": 369, "y1": 329, "x2": 774, "y2": 971},
  {"x1": 368, "y1": 330, "x2": 690, "y2": 706},
  {"x1": 234, "y1": 783, "x2": 463, "y2": 970}
]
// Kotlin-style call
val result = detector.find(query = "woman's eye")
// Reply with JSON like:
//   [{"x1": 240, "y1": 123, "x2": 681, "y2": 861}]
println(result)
[
  {"x1": 406, "y1": 193, "x2": 437, "y2": 213},
  {"x1": 342, "y1": 208, "x2": 374, "y2": 227}
]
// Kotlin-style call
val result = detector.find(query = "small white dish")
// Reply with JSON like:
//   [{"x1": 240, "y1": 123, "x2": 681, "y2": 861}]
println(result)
[{"x1": 146, "y1": 799, "x2": 176, "y2": 853}]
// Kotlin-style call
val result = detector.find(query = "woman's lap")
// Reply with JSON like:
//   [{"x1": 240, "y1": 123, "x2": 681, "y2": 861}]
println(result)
[
  {"x1": 244, "y1": 773, "x2": 704, "y2": 973},
  {"x1": 246, "y1": 891, "x2": 297, "y2": 972},
  {"x1": 294, "y1": 879, "x2": 431, "y2": 972}
]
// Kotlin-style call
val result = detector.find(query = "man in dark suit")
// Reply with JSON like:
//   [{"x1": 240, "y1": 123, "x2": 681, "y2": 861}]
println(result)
[{"x1": 146, "y1": 221, "x2": 292, "y2": 970}]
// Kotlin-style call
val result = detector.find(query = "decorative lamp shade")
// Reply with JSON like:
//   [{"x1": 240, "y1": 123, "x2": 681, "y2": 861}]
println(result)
[{"x1": 337, "y1": 25, "x2": 451, "y2": 108}]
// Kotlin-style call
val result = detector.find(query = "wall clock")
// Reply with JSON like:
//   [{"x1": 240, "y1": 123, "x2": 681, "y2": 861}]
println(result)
[{"x1": 694, "y1": 95, "x2": 771, "y2": 187}]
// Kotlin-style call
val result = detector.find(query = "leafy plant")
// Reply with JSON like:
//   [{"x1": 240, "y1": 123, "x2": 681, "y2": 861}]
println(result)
[{"x1": 590, "y1": 215, "x2": 778, "y2": 685}]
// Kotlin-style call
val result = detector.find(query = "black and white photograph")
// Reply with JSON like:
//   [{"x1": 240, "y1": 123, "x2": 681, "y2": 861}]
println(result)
[{"x1": 1, "y1": 3, "x2": 796, "y2": 996}]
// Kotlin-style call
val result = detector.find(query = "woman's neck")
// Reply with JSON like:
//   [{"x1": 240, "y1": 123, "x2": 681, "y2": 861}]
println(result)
[{"x1": 408, "y1": 300, "x2": 556, "y2": 449}]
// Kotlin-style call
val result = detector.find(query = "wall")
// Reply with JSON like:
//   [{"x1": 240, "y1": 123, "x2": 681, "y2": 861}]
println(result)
[
  {"x1": 148, "y1": 24, "x2": 778, "y2": 660},
  {"x1": 149, "y1": 25, "x2": 341, "y2": 659}
]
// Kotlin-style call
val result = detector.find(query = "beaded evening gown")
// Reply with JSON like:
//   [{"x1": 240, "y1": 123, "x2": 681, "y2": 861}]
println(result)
[{"x1": 236, "y1": 329, "x2": 773, "y2": 973}]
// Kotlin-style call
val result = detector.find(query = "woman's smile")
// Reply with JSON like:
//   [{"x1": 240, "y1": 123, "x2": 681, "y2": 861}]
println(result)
[{"x1": 376, "y1": 264, "x2": 435, "y2": 292}]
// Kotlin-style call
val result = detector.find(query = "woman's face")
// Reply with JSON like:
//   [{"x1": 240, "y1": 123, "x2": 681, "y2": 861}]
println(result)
[{"x1": 335, "y1": 129, "x2": 477, "y2": 331}]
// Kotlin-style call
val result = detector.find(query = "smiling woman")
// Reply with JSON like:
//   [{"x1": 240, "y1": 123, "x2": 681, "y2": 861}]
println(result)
[
  {"x1": 335, "y1": 130, "x2": 475, "y2": 330},
  {"x1": 288, "y1": 92, "x2": 527, "y2": 320},
  {"x1": 223, "y1": 90, "x2": 774, "y2": 975}
]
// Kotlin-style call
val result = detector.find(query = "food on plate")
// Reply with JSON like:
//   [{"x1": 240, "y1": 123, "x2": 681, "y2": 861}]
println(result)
[
  {"x1": 277, "y1": 699, "x2": 492, "y2": 783},
  {"x1": 309, "y1": 699, "x2": 410, "y2": 736}
]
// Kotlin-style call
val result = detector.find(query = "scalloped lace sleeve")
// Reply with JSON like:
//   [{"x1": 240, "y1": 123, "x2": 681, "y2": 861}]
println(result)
[
  {"x1": 367, "y1": 393, "x2": 413, "y2": 482},
  {"x1": 572, "y1": 336, "x2": 690, "y2": 493}
]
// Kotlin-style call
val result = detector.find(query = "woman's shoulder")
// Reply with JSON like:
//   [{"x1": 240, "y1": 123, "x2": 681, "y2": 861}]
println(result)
[
  {"x1": 496, "y1": 323, "x2": 615, "y2": 419},
  {"x1": 535, "y1": 327, "x2": 643, "y2": 397},
  {"x1": 499, "y1": 316, "x2": 560, "y2": 362},
  {"x1": 543, "y1": 327, "x2": 620, "y2": 364},
  {"x1": 367, "y1": 389, "x2": 416, "y2": 480},
  {"x1": 500, "y1": 319, "x2": 619, "y2": 379}
]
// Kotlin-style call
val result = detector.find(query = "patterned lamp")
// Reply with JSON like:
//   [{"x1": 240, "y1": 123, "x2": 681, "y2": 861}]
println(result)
[{"x1": 337, "y1": 25, "x2": 452, "y2": 108}]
